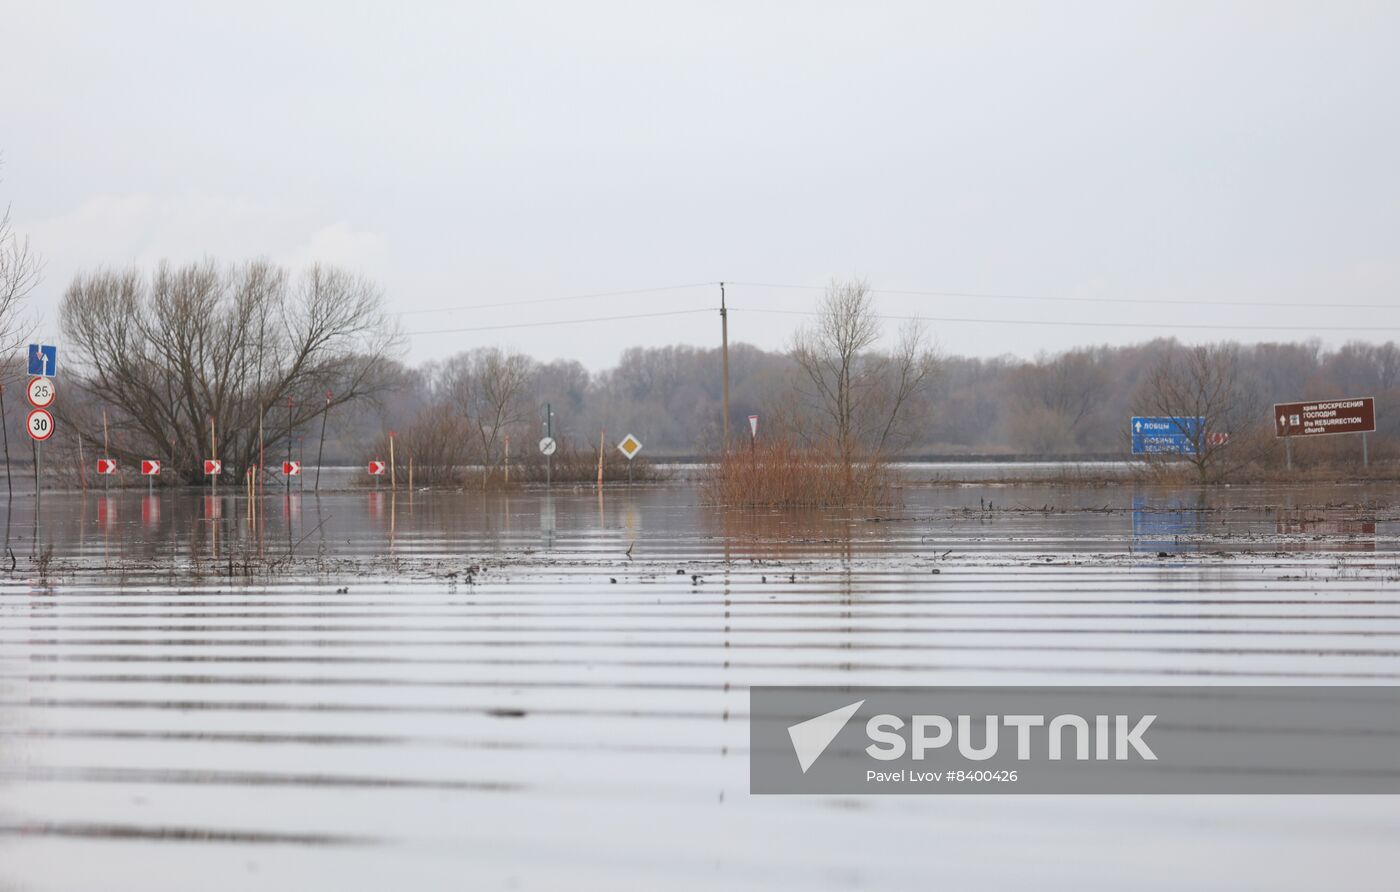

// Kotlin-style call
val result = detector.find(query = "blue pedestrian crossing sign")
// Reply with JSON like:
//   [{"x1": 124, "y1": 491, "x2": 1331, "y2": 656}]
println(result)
[
  {"x1": 28, "y1": 344, "x2": 57, "y2": 378},
  {"x1": 1131, "y1": 416, "x2": 1202, "y2": 455}
]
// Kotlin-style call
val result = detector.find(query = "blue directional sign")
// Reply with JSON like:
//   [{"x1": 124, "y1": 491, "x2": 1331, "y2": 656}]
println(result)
[
  {"x1": 27, "y1": 344, "x2": 57, "y2": 378},
  {"x1": 1131, "y1": 416, "x2": 1202, "y2": 455}
]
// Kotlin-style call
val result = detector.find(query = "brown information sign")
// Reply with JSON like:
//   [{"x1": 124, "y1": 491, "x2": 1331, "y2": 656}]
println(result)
[{"x1": 1274, "y1": 396, "x2": 1376, "y2": 438}]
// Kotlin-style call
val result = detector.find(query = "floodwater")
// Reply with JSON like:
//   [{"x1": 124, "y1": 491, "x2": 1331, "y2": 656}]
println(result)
[{"x1": 1, "y1": 477, "x2": 1399, "y2": 890}]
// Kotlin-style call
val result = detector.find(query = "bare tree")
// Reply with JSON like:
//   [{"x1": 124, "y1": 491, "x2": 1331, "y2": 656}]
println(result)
[
  {"x1": 791, "y1": 278, "x2": 939, "y2": 461},
  {"x1": 439, "y1": 347, "x2": 537, "y2": 487},
  {"x1": 1137, "y1": 344, "x2": 1264, "y2": 481},
  {"x1": 0, "y1": 200, "x2": 39, "y2": 358},
  {"x1": 60, "y1": 259, "x2": 400, "y2": 481},
  {"x1": 1006, "y1": 349, "x2": 1109, "y2": 452}
]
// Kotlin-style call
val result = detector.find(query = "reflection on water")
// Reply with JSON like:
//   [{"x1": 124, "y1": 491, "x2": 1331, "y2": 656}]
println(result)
[
  {"x1": 1, "y1": 479, "x2": 1399, "y2": 890},
  {"x1": 1131, "y1": 492, "x2": 1206, "y2": 554}
]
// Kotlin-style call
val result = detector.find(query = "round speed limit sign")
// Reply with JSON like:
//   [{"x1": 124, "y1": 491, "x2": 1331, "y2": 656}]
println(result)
[
  {"x1": 26, "y1": 376, "x2": 55, "y2": 409},
  {"x1": 26, "y1": 408, "x2": 55, "y2": 441}
]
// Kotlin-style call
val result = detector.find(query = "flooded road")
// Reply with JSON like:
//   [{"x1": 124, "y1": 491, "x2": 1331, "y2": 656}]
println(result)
[{"x1": 2, "y1": 479, "x2": 1399, "y2": 889}]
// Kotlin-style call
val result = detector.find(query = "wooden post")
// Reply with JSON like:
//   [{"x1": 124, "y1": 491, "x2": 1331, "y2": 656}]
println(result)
[
  {"x1": 315, "y1": 391, "x2": 331, "y2": 492},
  {"x1": 597, "y1": 429, "x2": 604, "y2": 487},
  {"x1": 258, "y1": 407, "x2": 265, "y2": 505}
]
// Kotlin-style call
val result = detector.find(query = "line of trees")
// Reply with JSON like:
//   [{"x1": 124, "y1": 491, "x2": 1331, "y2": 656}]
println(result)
[{"x1": 1, "y1": 252, "x2": 1395, "y2": 485}]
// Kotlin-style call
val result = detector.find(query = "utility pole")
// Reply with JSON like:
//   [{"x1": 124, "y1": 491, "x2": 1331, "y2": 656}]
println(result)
[{"x1": 720, "y1": 282, "x2": 730, "y2": 449}]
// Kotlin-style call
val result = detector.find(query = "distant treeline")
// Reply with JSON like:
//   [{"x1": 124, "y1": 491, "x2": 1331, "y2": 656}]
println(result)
[
  {"x1": 356, "y1": 337, "x2": 1397, "y2": 462},
  {"x1": 6, "y1": 326, "x2": 1394, "y2": 473}
]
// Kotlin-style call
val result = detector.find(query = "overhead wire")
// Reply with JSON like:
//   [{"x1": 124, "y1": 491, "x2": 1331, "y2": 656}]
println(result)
[
  {"x1": 726, "y1": 280, "x2": 1400, "y2": 312},
  {"x1": 397, "y1": 279, "x2": 1400, "y2": 336}
]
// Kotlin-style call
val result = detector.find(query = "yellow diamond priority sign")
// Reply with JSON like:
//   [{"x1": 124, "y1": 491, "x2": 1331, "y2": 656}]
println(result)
[{"x1": 617, "y1": 434, "x2": 643, "y2": 461}]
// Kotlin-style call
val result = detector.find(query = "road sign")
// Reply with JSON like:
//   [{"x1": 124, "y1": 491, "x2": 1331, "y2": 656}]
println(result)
[
  {"x1": 203, "y1": 459, "x2": 222, "y2": 475},
  {"x1": 539, "y1": 437, "x2": 557, "y2": 456},
  {"x1": 617, "y1": 434, "x2": 643, "y2": 460},
  {"x1": 141, "y1": 459, "x2": 161, "y2": 476},
  {"x1": 1130, "y1": 416, "x2": 1202, "y2": 455},
  {"x1": 283, "y1": 460, "x2": 301, "y2": 476},
  {"x1": 748, "y1": 415, "x2": 758, "y2": 438},
  {"x1": 368, "y1": 460, "x2": 386, "y2": 476},
  {"x1": 25, "y1": 408, "x2": 54, "y2": 441},
  {"x1": 26, "y1": 377, "x2": 55, "y2": 409},
  {"x1": 27, "y1": 344, "x2": 56, "y2": 377},
  {"x1": 1274, "y1": 397, "x2": 1375, "y2": 438},
  {"x1": 96, "y1": 458, "x2": 117, "y2": 475}
]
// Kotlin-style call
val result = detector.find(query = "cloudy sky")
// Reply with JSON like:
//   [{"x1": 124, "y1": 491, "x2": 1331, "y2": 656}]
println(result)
[{"x1": 3, "y1": 1, "x2": 1398, "y2": 369}]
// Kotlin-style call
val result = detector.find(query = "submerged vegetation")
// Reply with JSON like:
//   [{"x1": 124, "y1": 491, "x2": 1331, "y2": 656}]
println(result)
[{"x1": 701, "y1": 439, "x2": 895, "y2": 508}]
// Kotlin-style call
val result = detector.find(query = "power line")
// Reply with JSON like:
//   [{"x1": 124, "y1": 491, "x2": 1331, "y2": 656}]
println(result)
[
  {"x1": 728, "y1": 280, "x2": 1400, "y2": 312},
  {"x1": 736, "y1": 307, "x2": 1400, "y2": 333},
  {"x1": 396, "y1": 282, "x2": 717, "y2": 316},
  {"x1": 403, "y1": 307, "x2": 716, "y2": 335}
]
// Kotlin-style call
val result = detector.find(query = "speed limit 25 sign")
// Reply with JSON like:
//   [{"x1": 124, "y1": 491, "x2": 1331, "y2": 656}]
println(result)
[
  {"x1": 26, "y1": 377, "x2": 55, "y2": 409},
  {"x1": 26, "y1": 408, "x2": 55, "y2": 441}
]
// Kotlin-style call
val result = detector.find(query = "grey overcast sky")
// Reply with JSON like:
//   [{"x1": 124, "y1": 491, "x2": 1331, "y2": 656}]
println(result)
[{"x1": 3, "y1": 1, "x2": 1398, "y2": 369}]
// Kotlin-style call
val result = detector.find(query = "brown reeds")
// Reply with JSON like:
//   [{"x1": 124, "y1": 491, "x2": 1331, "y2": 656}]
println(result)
[{"x1": 700, "y1": 439, "x2": 896, "y2": 508}]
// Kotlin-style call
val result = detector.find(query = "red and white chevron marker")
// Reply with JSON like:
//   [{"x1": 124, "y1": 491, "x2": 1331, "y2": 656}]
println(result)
[
  {"x1": 96, "y1": 458, "x2": 117, "y2": 475},
  {"x1": 283, "y1": 460, "x2": 302, "y2": 476},
  {"x1": 367, "y1": 460, "x2": 386, "y2": 476},
  {"x1": 141, "y1": 460, "x2": 161, "y2": 476},
  {"x1": 203, "y1": 459, "x2": 222, "y2": 475}
]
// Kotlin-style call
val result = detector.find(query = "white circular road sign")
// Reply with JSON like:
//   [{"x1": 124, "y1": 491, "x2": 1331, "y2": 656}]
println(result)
[
  {"x1": 26, "y1": 376, "x2": 55, "y2": 409},
  {"x1": 26, "y1": 408, "x2": 55, "y2": 441},
  {"x1": 539, "y1": 437, "x2": 557, "y2": 456}
]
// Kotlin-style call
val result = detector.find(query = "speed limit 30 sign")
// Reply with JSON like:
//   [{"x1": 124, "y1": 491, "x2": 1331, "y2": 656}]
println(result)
[{"x1": 26, "y1": 408, "x2": 55, "y2": 441}]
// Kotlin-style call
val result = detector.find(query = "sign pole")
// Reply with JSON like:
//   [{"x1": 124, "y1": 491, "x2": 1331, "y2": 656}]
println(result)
[
  {"x1": 389, "y1": 433, "x2": 396, "y2": 491},
  {"x1": 33, "y1": 439, "x2": 40, "y2": 531},
  {"x1": 0, "y1": 383, "x2": 11, "y2": 499},
  {"x1": 1285, "y1": 439, "x2": 1292, "y2": 471},
  {"x1": 102, "y1": 408, "x2": 109, "y2": 494},
  {"x1": 286, "y1": 398, "x2": 293, "y2": 497},
  {"x1": 77, "y1": 433, "x2": 86, "y2": 493},
  {"x1": 545, "y1": 404, "x2": 552, "y2": 489},
  {"x1": 1362, "y1": 433, "x2": 1369, "y2": 469},
  {"x1": 211, "y1": 416, "x2": 218, "y2": 503}
]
